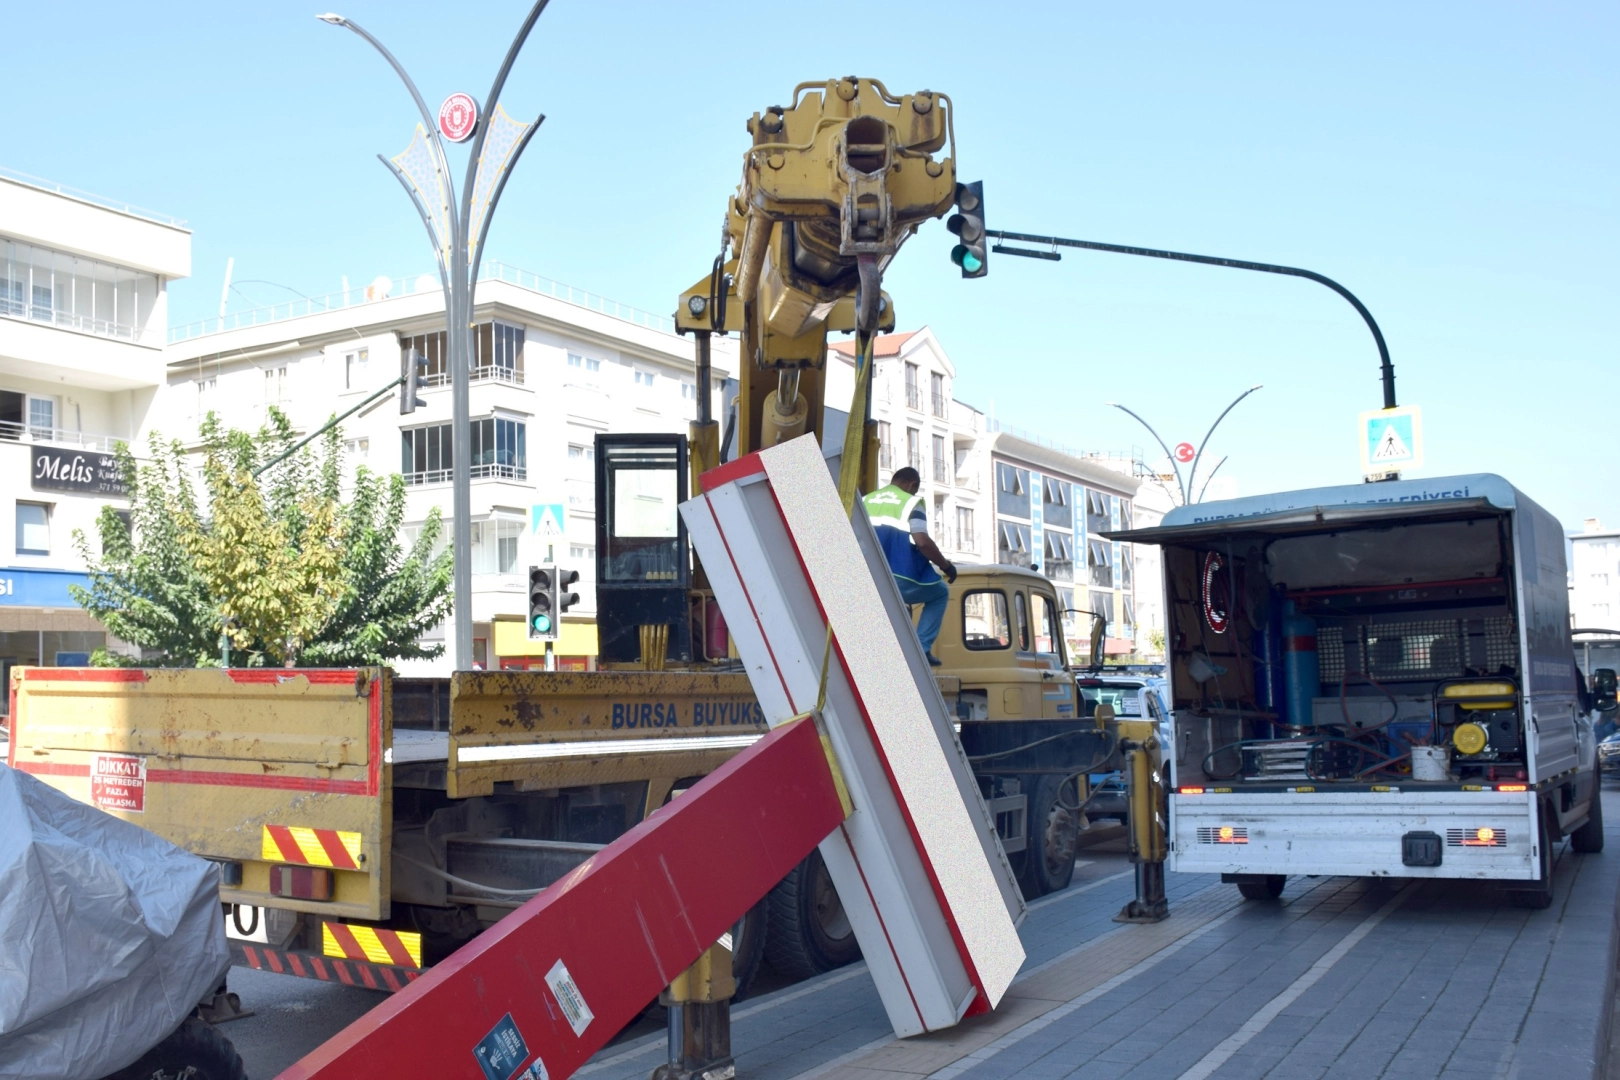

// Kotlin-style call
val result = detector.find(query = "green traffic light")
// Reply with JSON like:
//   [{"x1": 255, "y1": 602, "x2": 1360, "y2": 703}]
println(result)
[
  {"x1": 952, "y1": 245, "x2": 985, "y2": 274},
  {"x1": 532, "y1": 613, "x2": 552, "y2": 633}
]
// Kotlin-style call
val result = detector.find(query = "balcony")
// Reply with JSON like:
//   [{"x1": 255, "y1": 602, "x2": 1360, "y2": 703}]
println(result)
[
  {"x1": 0, "y1": 421, "x2": 126, "y2": 454},
  {"x1": 879, "y1": 444, "x2": 895, "y2": 470},
  {"x1": 403, "y1": 462, "x2": 527, "y2": 486},
  {"x1": 931, "y1": 393, "x2": 947, "y2": 419},
  {"x1": 424, "y1": 363, "x2": 524, "y2": 388},
  {"x1": 932, "y1": 458, "x2": 950, "y2": 486},
  {"x1": 905, "y1": 385, "x2": 921, "y2": 411},
  {"x1": 907, "y1": 450, "x2": 923, "y2": 474}
]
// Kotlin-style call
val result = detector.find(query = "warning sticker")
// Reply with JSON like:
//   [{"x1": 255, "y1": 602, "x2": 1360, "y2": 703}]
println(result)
[
  {"x1": 545, "y1": 959, "x2": 594, "y2": 1037},
  {"x1": 90, "y1": 753, "x2": 146, "y2": 813},
  {"x1": 473, "y1": 1013, "x2": 537, "y2": 1080}
]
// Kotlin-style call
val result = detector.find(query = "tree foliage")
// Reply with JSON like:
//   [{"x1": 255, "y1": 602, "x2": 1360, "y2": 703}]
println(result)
[{"x1": 72, "y1": 410, "x2": 452, "y2": 668}]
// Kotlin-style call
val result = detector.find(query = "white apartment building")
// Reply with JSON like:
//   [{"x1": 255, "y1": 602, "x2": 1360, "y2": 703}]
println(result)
[
  {"x1": 1571, "y1": 520, "x2": 1620, "y2": 631},
  {"x1": 163, "y1": 266, "x2": 734, "y2": 674},
  {"x1": 0, "y1": 169, "x2": 191, "y2": 690},
  {"x1": 827, "y1": 329, "x2": 1147, "y2": 659}
]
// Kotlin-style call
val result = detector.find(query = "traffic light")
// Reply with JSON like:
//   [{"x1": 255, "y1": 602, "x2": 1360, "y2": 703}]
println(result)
[
  {"x1": 399, "y1": 347, "x2": 428, "y2": 414},
  {"x1": 947, "y1": 180, "x2": 987, "y2": 279},
  {"x1": 558, "y1": 568, "x2": 580, "y2": 617},
  {"x1": 528, "y1": 565, "x2": 558, "y2": 640}
]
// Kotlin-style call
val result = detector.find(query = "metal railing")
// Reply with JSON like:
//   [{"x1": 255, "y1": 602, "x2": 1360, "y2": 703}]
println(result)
[
  {"x1": 907, "y1": 450, "x2": 923, "y2": 474},
  {"x1": 403, "y1": 463, "x2": 527, "y2": 486},
  {"x1": 424, "y1": 363, "x2": 523, "y2": 388},
  {"x1": 1, "y1": 297, "x2": 145, "y2": 344},
  {"x1": 932, "y1": 458, "x2": 950, "y2": 486},
  {"x1": 879, "y1": 445, "x2": 895, "y2": 469},
  {"x1": 905, "y1": 385, "x2": 922, "y2": 411},
  {"x1": 0, "y1": 422, "x2": 127, "y2": 454},
  {"x1": 931, "y1": 393, "x2": 947, "y2": 419},
  {"x1": 0, "y1": 166, "x2": 187, "y2": 227},
  {"x1": 170, "y1": 260, "x2": 674, "y2": 344}
]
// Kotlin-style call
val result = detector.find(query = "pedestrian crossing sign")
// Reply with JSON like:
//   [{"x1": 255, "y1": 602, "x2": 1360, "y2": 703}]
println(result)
[
  {"x1": 531, "y1": 503, "x2": 565, "y2": 538},
  {"x1": 1359, "y1": 405, "x2": 1422, "y2": 476}
]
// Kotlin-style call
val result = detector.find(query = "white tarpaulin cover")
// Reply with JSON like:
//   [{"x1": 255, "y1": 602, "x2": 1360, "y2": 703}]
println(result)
[{"x1": 0, "y1": 763, "x2": 229, "y2": 1080}]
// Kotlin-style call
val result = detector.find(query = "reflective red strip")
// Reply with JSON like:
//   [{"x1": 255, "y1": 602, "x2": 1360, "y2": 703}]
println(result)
[
  {"x1": 358, "y1": 964, "x2": 378, "y2": 991},
  {"x1": 311, "y1": 955, "x2": 330, "y2": 981},
  {"x1": 334, "y1": 960, "x2": 356, "y2": 986},
  {"x1": 380, "y1": 966, "x2": 403, "y2": 992},
  {"x1": 226, "y1": 670, "x2": 360, "y2": 685},
  {"x1": 242, "y1": 946, "x2": 261, "y2": 970},
  {"x1": 265, "y1": 825, "x2": 306, "y2": 865},
  {"x1": 312, "y1": 829, "x2": 359, "y2": 871},
  {"x1": 18, "y1": 668, "x2": 148, "y2": 682},
  {"x1": 289, "y1": 953, "x2": 307, "y2": 978},
  {"x1": 264, "y1": 950, "x2": 285, "y2": 975}
]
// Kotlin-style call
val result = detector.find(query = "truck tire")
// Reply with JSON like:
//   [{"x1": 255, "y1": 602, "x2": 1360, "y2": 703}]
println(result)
[
  {"x1": 1237, "y1": 875, "x2": 1286, "y2": 901},
  {"x1": 765, "y1": 848, "x2": 860, "y2": 979},
  {"x1": 732, "y1": 897, "x2": 768, "y2": 999},
  {"x1": 1510, "y1": 809, "x2": 1556, "y2": 910},
  {"x1": 104, "y1": 1017, "x2": 247, "y2": 1080},
  {"x1": 1571, "y1": 774, "x2": 1605, "y2": 854},
  {"x1": 1016, "y1": 774, "x2": 1079, "y2": 899}
]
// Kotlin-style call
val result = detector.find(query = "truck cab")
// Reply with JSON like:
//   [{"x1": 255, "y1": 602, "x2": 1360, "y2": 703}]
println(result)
[{"x1": 1113, "y1": 473, "x2": 1602, "y2": 908}]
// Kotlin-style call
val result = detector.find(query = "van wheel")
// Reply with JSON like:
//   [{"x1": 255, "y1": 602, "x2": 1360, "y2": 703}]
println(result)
[
  {"x1": 1571, "y1": 775, "x2": 1605, "y2": 854},
  {"x1": 731, "y1": 897, "x2": 768, "y2": 999},
  {"x1": 103, "y1": 1017, "x2": 246, "y2": 1080},
  {"x1": 1237, "y1": 875, "x2": 1286, "y2": 901},
  {"x1": 765, "y1": 848, "x2": 860, "y2": 979},
  {"x1": 1016, "y1": 774, "x2": 1079, "y2": 899},
  {"x1": 1510, "y1": 810, "x2": 1556, "y2": 909}
]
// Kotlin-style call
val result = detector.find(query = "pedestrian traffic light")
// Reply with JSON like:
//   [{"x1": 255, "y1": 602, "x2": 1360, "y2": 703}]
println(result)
[
  {"x1": 399, "y1": 347, "x2": 428, "y2": 414},
  {"x1": 948, "y1": 181, "x2": 987, "y2": 279},
  {"x1": 528, "y1": 565, "x2": 558, "y2": 640},
  {"x1": 557, "y1": 568, "x2": 580, "y2": 616}
]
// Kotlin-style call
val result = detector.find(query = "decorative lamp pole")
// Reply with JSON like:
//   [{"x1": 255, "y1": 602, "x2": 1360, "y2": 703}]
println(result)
[
  {"x1": 1107, "y1": 385, "x2": 1262, "y2": 505},
  {"x1": 319, "y1": 5, "x2": 549, "y2": 669}
]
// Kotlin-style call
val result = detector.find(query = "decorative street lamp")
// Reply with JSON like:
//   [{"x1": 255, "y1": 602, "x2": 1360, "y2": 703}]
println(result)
[
  {"x1": 1107, "y1": 385, "x2": 1263, "y2": 505},
  {"x1": 319, "y1": 4, "x2": 549, "y2": 669}
]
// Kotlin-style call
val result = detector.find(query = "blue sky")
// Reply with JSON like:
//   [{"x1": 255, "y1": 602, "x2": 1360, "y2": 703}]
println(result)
[{"x1": 6, "y1": 2, "x2": 1615, "y2": 529}]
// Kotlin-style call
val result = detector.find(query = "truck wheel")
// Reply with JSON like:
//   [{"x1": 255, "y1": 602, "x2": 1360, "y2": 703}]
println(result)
[
  {"x1": 765, "y1": 848, "x2": 860, "y2": 979},
  {"x1": 1016, "y1": 774, "x2": 1079, "y2": 899},
  {"x1": 1510, "y1": 809, "x2": 1556, "y2": 910},
  {"x1": 731, "y1": 897, "x2": 768, "y2": 999},
  {"x1": 104, "y1": 1017, "x2": 247, "y2": 1080},
  {"x1": 1237, "y1": 875, "x2": 1286, "y2": 901},
  {"x1": 1571, "y1": 774, "x2": 1605, "y2": 854}
]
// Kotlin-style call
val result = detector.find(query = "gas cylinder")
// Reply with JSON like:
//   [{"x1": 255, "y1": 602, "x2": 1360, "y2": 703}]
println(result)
[{"x1": 1281, "y1": 601, "x2": 1319, "y2": 729}]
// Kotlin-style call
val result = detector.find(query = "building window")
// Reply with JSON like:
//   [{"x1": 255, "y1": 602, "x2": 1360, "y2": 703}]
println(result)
[
  {"x1": 634, "y1": 369, "x2": 656, "y2": 389},
  {"x1": 28, "y1": 397, "x2": 54, "y2": 439},
  {"x1": 0, "y1": 238, "x2": 159, "y2": 342},
  {"x1": 344, "y1": 348, "x2": 369, "y2": 390},
  {"x1": 568, "y1": 443, "x2": 595, "y2": 469},
  {"x1": 471, "y1": 416, "x2": 526, "y2": 479},
  {"x1": 906, "y1": 427, "x2": 922, "y2": 474},
  {"x1": 192, "y1": 378, "x2": 216, "y2": 419},
  {"x1": 930, "y1": 371, "x2": 946, "y2": 418},
  {"x1": 263, "y1": 366, "x2": 288, "y2": 405},
  {"x1": 681, "y1": 380, "x2": 697, "y2": 401},
  {"x1": 1088, "y1": 539, "x2": 1113, "y2": 588},
  {"x1": 904, "y1": 362, "x2": 921, "y2": 411},
  {"x1": 567, "y1": 352, "x2": 602, "y2": 373},
  {"x1": 402, "y1": 330, "x2": 448, "y2": 385},
  {"x1": 956, "y1": 506, "x2": 976, "y2": 549},
  {"x1": 878, "y1": 421, "x2": 893, "y2": 469},
  {"x1": 932, "y1": 434, "x2": 948, "y2": 486},
  {"x1": 402, "y1": 424, "x2": 453, "y2": 485},
  {"x1": 16, "y1": 502, "x2": 49, "y2": 555},
  {"x1": 1085, "y1": 489, "x2": 1111, "y2": 534},
  {"x1": 470, "y1": 518, "x2": 524, "y2": 575},
  {"x1": 475, "y1": 321, "x2": 525, "y2": 382},
  {"x1": 569, "y1": 544, "x2": 595, "y2": 561},
  {"x1": 0, "y1": 392, "x2": 59, "y2": 441},
  {"x1": 344, "y1": 437, "x2": 370, "y2": 463},
  {"x1": 1118, "y1": 543, "x2": 1133, "y2": 589}
]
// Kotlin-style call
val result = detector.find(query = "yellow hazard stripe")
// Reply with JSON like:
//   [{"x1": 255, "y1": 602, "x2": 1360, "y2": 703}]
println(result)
[
  {"x1": 322, "y1": 922, "x2": 423, "y2": 968},
  {"x1": 260, "y1": 825, "x2": 363, "y2": 868}
]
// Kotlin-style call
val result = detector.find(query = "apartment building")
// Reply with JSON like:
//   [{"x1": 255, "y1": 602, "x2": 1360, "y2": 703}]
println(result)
[
  {"x1": 164, "y1": 265, "x2": 734, "y2": 674},
  {"x1": 0, "y1": 169, "x2": 191, "y2": 690}
]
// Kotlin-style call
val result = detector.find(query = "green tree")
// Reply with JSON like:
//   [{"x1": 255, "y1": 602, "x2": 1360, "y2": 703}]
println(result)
[{"x1": 73, "y1": 410, "x2": 452, "y2": 668}]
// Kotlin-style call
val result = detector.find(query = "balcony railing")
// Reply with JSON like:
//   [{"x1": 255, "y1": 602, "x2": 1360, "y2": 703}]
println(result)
[
  {"x1": 879, "y1": 444, "x2": 895, "y2": 469},
  {"x1": 0, "y1": 422, "x2": 127, "y2": 454},
  {"x1": 932, "y1": 458, "x2": 950, "y2": 486},
  {"x1": 907, "y1": 450, "x2": 923, "y2": 474},
  {"x1": 1, "y1": 297, "x2": 145, "y2": 344},
  {"x1": 931, "y1": 393, "x2": 947, "y2": 418},
  {"x1": 905, "y1": 385, "x2": 922, "y2": 411},
  {"x1": 423, "y1": 363, "x2": 524, "y2": 388},
  {"x1": 403, "y1": 463, "x2": 527, "y2": 486}
]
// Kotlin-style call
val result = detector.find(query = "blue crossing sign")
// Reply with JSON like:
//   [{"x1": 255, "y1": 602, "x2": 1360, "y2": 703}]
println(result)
[{"x1": 1358, "y1": 405, "x2": 1423, "y2": 475}]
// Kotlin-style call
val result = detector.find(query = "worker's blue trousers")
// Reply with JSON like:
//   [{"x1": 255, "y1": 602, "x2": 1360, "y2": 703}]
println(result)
[{"x1": 896, "y1": 576, "x2": 950, "y2": 656}]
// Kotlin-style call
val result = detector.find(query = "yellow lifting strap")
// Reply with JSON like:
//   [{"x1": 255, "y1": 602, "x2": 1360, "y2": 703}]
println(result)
[{"x1": 835, "y1": 331, "x2": 876, "y2": 517}]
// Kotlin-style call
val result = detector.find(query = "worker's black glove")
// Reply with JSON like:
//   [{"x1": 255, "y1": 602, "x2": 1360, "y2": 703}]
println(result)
[{"x1": 943, "y1": 562, "x2": 958, "y2": 584}]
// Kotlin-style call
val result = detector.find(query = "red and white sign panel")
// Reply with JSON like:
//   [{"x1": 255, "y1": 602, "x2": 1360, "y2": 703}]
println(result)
[
  {"x1": 90, "y1": 752, "x2": 146, "y2": 813},
  {"x1": 438, "y1": 92, "x2": 478, "y2": 143},
  {"x1": 1174, "y1": 441, "x2": 1195, "y2": 463},
  {"x1": 684, "y1": 435, "x2": 1026, "y2": 1038}
]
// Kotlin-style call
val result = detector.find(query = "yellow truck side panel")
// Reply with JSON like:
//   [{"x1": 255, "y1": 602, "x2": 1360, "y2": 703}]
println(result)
[
  {"x1": 447, "y1": 670, "x2": 768, "y2": 801},
  {"x1": 8, "y1": 667, "x2": 392, "y2": 922}
]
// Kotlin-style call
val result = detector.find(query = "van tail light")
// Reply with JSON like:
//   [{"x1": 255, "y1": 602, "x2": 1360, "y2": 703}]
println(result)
[
  {"x1": 270, "y1": 865, "x2": 334, "y2": 901},
  {"x1": 1496, "y1": 783, "x2": 1528, "y2": 792}
]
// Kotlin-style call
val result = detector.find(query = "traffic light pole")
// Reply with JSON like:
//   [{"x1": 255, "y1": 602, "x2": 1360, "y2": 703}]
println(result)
[{"x1": 987, "y1": 229, "x2": 1397, "y2": 409}]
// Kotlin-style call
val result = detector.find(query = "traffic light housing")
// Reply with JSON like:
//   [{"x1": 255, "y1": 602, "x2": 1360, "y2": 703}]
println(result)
[
  {"x1": 528, "y1": 565, "x2": 558, "y2": 640},
  {"x1": 948, "y1": 181, "x2": 987, "y2": 278},
  {"x1": 400, "y1": 347, "x2": 428, "y2": 414},
  {"x1": 558, "y1": 568, "x2": 580, "y2": 617}
]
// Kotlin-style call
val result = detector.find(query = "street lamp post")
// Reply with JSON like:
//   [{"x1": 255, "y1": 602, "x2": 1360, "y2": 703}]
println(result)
[
  {"x1": 1106, "y1": 385, "x2": 1262, "y2": 505},
  {"x1": 320, "y1": 5, "x2": 549, "y2": 670}
]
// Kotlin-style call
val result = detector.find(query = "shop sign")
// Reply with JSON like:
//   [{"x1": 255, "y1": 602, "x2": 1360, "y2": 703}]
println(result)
[
  {"x1": 0, "y1": 567, "x2": 93, "y2": 606},
  {"x1": 31, "y1": 447, "x2": 128, "y2": 496},
  {"x1": 90, "y1": 752, "x2": 146, "y2": 813}
]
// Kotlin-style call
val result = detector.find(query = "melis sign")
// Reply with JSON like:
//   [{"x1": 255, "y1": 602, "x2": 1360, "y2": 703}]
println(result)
[{"x1": 31, "y1": 447, "x2": 128, "y2": 496}]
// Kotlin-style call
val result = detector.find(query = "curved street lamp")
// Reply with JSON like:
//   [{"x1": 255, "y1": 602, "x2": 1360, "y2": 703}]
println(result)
[
  {"x1": 1107, "y1": 385, "x2": 1262, "y2": 505},
  {"x1": 320, "y1": 5, "x2": 550, "y2": 669}
]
